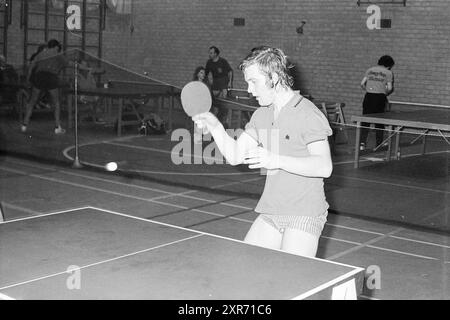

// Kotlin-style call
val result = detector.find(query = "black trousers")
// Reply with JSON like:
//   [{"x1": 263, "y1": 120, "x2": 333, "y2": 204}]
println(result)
[{"x1": 360, "y1": 93, "x2": 388, "y2": 146}]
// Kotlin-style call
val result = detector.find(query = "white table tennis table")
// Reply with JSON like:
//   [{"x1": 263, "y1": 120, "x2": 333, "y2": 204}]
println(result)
[
  {"x1": 352, "y1": 109, "x2": 450, "y2": 168},
  {"x1": 0, "y1": 207, "x2": 365, "y2": 300}
]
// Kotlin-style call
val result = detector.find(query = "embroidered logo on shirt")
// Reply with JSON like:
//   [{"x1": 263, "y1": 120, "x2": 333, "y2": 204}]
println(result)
[{"x1": 285, "y1": 135, "x2": 290, "y2": 140}]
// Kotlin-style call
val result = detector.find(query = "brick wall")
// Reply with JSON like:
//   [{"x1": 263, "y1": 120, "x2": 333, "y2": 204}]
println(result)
[
  {"x1": 114, "y1": 0, "x2": 450, "y2": 116},
  {"x1": 4, "y1": 0, "x2": 449, "y2": 117},
  {"x1": 4, "y1": 1, "x2": 24, "y2": 66}
]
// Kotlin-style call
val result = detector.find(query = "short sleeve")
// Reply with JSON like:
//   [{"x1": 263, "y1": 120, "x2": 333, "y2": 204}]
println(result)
[
  {"x1": 244, "y1": 107, "x2": 269, "y2": 142},
  {"x1": 205, "y1": 60, "x2": 211, "y2": 75},
  {"x1": 244, "y1": 111, "x2": 260, "y2": 142},
  {"x1": 386, "y1": 70, "x2": 393, "y2": 82},
  {"x1": 301, "y1": 111, "x2": 333, "y2": 144},
  {"x1": 223, "y1": 59, "x2": 232, "y2": 73}
]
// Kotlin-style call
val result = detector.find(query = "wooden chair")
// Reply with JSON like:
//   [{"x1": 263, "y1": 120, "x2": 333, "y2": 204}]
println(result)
[{"x1": 315, "y1": 101, "x2": 348, "y2": 145}]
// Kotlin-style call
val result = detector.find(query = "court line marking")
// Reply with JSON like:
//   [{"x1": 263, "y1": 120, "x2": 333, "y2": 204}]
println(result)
[
  {"x1": 326, "y1": 228, "x2": 402, "y2": 261},
  {"x1": 3, "y1": 205, "x2": 445, "y2": 299},
  {"x1": 63, "y1": 140, "x2": 373, "y2": 169},
  {"x1": 0, "y1": 160, "x2": 428, "y2": 233},
  {"x1": 0, "y1": 233, "x2": 204, "y2": 292},
  {"x1": 0, "y1": 207, "x2": 364, "y2": 300},
  {"x1": 105, "y1": 140, "x2": 218, "y2": 161},
  {"x1": 321, "y1": 236, "x2": 362, "y2": 246},
  {"x1": 0, "y1": 165, "x2": 253, "y2": 224},
  {"x1": 13, "y1": 165, "x2": 449, "y2": 251},
  {"x1": 63, "y1": 140, "x2": 450, "y2": 190},
  {"x1": 330, "y1": 174, "x2": 449, "y2": 194},
  {"x1": 366, "y1": 245, "x2": 439, "y2": 260},
  {"x1": 388, "y1": 235, "x2": 450, "y2": 249},
  {"x1": 326, "y1": 227, "x2": 442, "y2": 261},
  {"x1": 56, "y1": 168, "x2": 263, "y2": 205},
  {"x1": 332, "y1": 148, "x2": 449, "y2": 166},
  {"x1": 0, "y1": 206, "x2": 91, "y2": 224},
  {"x1": 2, "y1": 161, "x2": 448, "y2": 256},
  {"x1": 144, "y1": 137, "x2": 166, "y2": 141},
  {"x1": 75, "y1": 134, "x2": 450, "y2": 173},
  {"x1": 2, "y1": 161, "x2": 450, "y2": 251},
  {"x1": 209, "y1": 176, "x2": 265, "y2": 189},
  {"x1": 0, "y1": 165, "x2": 407, "y2": 242},
  {"x1": 322, "y1": 236, "x2": 440, "y2": 260},
  {"x1": 1, "y1": 204, "x2": 446, "y2": 299},
  {"x1": 4, "y1": 198, "x2": 446, "y2": 262},
  {"x1": 148, "y1": 176, "x2": 264, "y2": 202},
  {"x1": 62, "y1": 169, "x2": 262, "y2": 205},
  {"x1": 62, "y1": 142, "x2": 259, "y2": 176},
  {"x1": 1, "y1": 157, "x2": 262, "y2": 207},
  {"x1": 2, "y1": 159, "x2": 448, "y2": 245},
  {"x1": 56, "y1": 168, "x2": 262, "y2": 203},
  {"x1": 324, "y1": 223, "x2": 385, "y2": 236},
  {"x1": 57, "y1": 169, "x2": 263, "y2": 205},
  {"x1": 63, "y1": 131, "x2": 449, "y2": 175},
  {"x1": 90, "y1": 206, "x2": 366, "y2": 271},
  {"x1": 87, "y1": 207, "x2": 448, "y2": 266}
]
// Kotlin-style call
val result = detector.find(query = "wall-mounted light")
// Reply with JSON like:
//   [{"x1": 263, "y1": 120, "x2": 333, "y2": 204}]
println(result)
[{"x1": 296, "y1": 21, "x2": 306, "y2": 34}]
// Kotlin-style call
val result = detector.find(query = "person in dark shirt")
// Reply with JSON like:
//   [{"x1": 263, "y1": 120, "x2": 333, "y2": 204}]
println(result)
[
  {"x1": 359, "y1": 55, "x2": 395, "y2": 151},
  {"x1": 205, "y1": 46, "x2": 233, "y2": 127},
  {"x1": 205, "y1": 46, "x2": 233, "y2": 97}
]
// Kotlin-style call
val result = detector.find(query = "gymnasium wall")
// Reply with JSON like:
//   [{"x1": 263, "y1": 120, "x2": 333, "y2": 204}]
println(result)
[
  {"x1": 5, "y1": 0, "x2": 450, "y2": 117},
  {"x1": 106, "y1": 0, "x2": 450, "y2": 116}
]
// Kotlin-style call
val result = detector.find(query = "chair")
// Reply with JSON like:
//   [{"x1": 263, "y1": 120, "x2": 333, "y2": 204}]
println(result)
[{"x1": 316, "y1": 101, "x2": 348, "y2": 145}]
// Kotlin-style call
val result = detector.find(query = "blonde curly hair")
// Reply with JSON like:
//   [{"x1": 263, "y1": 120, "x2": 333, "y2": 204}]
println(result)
[{"x1": 239, "y1": 46, "x2": 294, "y2": 89}]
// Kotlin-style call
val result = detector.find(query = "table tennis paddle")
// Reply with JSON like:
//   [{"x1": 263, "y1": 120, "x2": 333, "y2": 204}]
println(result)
[{"x1": 180, "y1": 81, "x2": 212, "y2": 117}]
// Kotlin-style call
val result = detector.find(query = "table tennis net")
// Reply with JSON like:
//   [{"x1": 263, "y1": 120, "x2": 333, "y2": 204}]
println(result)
[
  {"x1": 1, "y1": 49, "x2": 175, "y2": 97},
  {"x1": 61, "y1": 49, "x2": 174, "y2": 90}
]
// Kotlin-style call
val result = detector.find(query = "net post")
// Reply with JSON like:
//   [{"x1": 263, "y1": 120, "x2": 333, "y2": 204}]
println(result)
[{"x1": 72, "y1": 60, "x2": 83, "y2": 169}]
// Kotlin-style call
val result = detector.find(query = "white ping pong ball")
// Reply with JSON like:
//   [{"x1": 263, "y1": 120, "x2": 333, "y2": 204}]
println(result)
[{"x1": 105, "y1": 162, "x2": 118, "y2": 171}]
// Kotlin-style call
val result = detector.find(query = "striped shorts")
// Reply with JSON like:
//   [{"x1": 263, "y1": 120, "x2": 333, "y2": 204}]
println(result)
[{"x1": 259, "y1": 212, "x2": 328, "y2": 238}]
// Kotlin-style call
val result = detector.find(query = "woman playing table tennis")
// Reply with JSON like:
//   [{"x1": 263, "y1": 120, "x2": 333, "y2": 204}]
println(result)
[
  {"x1": 22, "y1": 39, "x2": 68, "y2": 134},
  {"x1": 193, "y1": 46, "x2": 333, "y2": 257}
]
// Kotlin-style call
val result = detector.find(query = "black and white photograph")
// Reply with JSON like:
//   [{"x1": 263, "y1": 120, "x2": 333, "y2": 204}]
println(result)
[{"x1": 0, "y1": 0, "x2": 448, "y2": 304}]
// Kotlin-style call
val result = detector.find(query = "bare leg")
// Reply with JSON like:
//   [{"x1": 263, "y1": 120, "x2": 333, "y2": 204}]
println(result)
[
  {"x1": 22, "y1": 87, "x2": 42, "y2": 126},
  {"x1": 244, "y1": 215, "x2": 282, "y2": 250},
  {"x1": 48, "y1": 88, "x2": 61, "y2": 128},
  {"x1": 281, "y1": 229, "x2": 319, "y2": 257}
]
